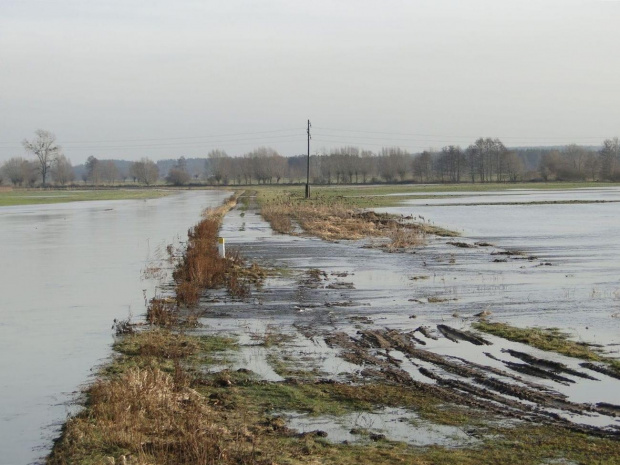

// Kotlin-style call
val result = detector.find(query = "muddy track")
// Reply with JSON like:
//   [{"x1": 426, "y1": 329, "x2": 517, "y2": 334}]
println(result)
[
  {"x1": 324, "y1": 327, "x2": 620, "y2": 438},
  {"x1": 580, "y1": 362, "x2": 620, "y2": 380},
  {"x1": 502, "y1": 349, "x2": 598, "y2": 380},
  {"x1": 437, "y1": 324, "x2": 492, "y2": 345}
]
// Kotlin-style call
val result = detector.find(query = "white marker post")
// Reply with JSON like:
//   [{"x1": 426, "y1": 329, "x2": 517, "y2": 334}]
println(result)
[{"x1": 217, "y1": 237, "x2": 226, "y2": 258}]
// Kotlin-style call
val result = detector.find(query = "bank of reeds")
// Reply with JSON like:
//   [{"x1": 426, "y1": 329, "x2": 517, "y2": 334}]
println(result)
[{"x1": 172, "y1": 192, "x2": 256, "y2": 306}]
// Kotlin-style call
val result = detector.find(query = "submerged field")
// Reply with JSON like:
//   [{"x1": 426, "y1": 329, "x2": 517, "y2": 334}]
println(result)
[{"x1": 46, "y1": 185, "x2": 620, "y2": 464}]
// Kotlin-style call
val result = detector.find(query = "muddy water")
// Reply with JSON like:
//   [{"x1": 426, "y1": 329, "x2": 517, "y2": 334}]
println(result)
[{"x1": 0, "y1": 190, "x2": 229, "y2": 465}]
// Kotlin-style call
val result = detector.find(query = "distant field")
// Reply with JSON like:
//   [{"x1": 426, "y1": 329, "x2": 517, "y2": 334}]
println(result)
[
  {"x1": 254, "y1": 181, "x2": 620, "y2": 208},
  {"x1": 0, "y1": 189, "x2": 173, "y2": 207}
]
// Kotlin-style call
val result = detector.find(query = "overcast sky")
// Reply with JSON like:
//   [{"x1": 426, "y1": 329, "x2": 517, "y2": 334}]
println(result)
[{"x1": 1, "y1": 0, "x2": 619, "y2": 164}]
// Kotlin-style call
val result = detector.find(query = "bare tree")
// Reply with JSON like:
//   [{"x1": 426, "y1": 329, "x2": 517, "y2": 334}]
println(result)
[
  {"x1": 599, "y1": 137, "x2": 620, "y2": 181},
  {"x1": 51, "y1": 155, "x2": 75, "y2": 185},
  {"x1": 360, "y1": 150, "x2": 374, "y2": 183},
  {"x1": 2, "y1": 157, "x2": 30, "y2": 186},
  {"x1": 22, "y1": 129, "x2": 62, "y2": 187},
  {"x1": 413, "y1": 151, "x2": 433, "y2": 182},
  {"x1": 504, "y1": 152, "x2": 524, "y2": 182},
  {"x1": 129, "y1": 158, "x2": 159, "y2": 185},
  {"x1": 101, "y1": 161, "x2": 120, "y2": 184},
  {"x1": 85, "y1": 156, "x2": 100, "y2": 183},
  {"x1": 207, "y1": 149, "x2": 230, "y2": 184},
  {"x1": 166, "y1": 157, "x2": 191, "y2": 185}
]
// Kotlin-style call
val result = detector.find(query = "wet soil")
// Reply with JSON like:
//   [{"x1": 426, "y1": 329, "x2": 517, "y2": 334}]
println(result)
[{"x1": 198, "y1": 197, "x2": 620, "y2": 445}]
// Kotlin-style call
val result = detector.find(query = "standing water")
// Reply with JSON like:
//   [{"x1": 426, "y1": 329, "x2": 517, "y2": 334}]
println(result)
[{"x1": 0, "y1": 190, "x2": 229, "y2": 465}]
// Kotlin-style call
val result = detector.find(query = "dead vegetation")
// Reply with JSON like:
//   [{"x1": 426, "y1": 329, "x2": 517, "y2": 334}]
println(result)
[
  {"x1": 259, "y1": 193, "x2": 457, "y2": 249},
  {"x1": 47, "y1": 364, "x2": 267, "y2": 465},
  {"x1": 171, "y1": 192, "x2": 264, "y2": 306}
]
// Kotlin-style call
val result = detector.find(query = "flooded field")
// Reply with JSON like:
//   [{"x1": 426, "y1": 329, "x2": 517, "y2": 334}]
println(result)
[
  {"x1": 378, "y1": 187, "x2": 620, "y2": 340},
  {"x1": 197, "y1": 187, "x2": 620, "y2": 443},
  {"x1": 0, "y1": 190, "x2": 229, "y2": 465}
]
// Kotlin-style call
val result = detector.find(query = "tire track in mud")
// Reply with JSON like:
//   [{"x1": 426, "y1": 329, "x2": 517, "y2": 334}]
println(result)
[{"x1": 324, "y1": 327, "x2": 620, "y2": 438}]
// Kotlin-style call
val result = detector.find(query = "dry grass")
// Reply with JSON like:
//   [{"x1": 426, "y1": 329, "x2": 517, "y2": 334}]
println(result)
[
  {"x1": 48, "y1": 366, "x2": 263, "y2": 465},
  {"x1": 259, "y1": 194, "x2": 428, "y2": 247},
  {"x1": 172, "y1": 192, "x2": 261, "y2": 305},
  {"x1": 116, "y1": 329, "x2": 202, "y2": 360},
  {"x1": 387, "y1": 227, "x2": 425, "y2": 249},
  {"x1": 146, "y1": 297, "x2": 178, "y2": 327}
]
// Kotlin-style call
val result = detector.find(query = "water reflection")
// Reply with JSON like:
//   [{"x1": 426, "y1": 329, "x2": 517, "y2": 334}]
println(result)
[{"x1": 0, "y1": 191, "x2": 229, "y2": 465}]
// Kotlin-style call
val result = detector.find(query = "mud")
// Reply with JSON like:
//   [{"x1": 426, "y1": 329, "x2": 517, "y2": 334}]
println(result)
[
  {"x1": 196, "y1": 191, "x2": 620, "y2": 446},
  {"x1": 579, "y1": 362, "x2": 620, "y2": 380},
  {"x1": 502, "y1": 349, "x2": 598, "y2": 380},
  {"x1": 437, "y1": 324, "x2": 492, "y2": 346}
]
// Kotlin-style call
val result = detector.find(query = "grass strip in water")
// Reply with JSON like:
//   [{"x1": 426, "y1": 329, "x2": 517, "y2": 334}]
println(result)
[
  {"x1": 256, "y1": 187, "x2": 456, "y2": 247},
  {"x1": 474, "y1": 321, "x2": 620, "y2": 376}
]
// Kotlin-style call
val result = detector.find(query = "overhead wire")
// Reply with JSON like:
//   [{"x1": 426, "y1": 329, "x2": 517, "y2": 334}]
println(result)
[
  {"x1": 0, "y1": 125, "x2": 610, "y2": 153},
  {"x1": 314, "y1": 126, "x2": 609, "y2": 142}
]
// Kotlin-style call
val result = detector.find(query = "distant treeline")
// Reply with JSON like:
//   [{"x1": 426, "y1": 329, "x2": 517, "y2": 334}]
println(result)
[{"x1": 2, "y1": 137, "x2": 619, "y2": 187}]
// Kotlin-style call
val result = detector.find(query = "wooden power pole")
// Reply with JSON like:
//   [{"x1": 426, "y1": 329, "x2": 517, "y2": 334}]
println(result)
[{"x1": 305, "y1": 119, "x2": 311, "y2": 199}]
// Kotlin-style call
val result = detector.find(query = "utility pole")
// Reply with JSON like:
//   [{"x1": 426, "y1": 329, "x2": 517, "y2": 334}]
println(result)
[{"x1": 305, "y1": 119, "x2": 311, "y2": 199}]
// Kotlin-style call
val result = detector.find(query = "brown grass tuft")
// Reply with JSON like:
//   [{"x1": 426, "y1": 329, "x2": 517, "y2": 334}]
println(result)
[
  {"x1": 172, "y1": 192, "x2": 260, "y2": 305},
  {"x1": 48, "y1": 367, "x2": 261, "y2": 465},
  {"x1": 146, "y1": 297, "x2": 178, "y2": 327},
  {"x1": 259, "y1": 195, "x2": 428, "y2": 247}
]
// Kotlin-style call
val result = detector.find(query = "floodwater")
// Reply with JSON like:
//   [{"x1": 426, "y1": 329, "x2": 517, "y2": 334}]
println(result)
[
  {"x1": 0, "y1": 190, "x2": 229, "y2": 465},
  {"x1": 202, "y1": 187, "x2": 620, "y2": 440},
  {"x1": 377, "y1": 187, "x2": 620, "y2": 341}
]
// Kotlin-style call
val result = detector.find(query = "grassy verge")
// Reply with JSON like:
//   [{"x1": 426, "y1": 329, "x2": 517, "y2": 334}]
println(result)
[
  {"x1": 473, "y1": 321, "x2": 620, "y2": 375},
  {"x1": 0, "y1": 188, "x2": 175, "y2": 206}
]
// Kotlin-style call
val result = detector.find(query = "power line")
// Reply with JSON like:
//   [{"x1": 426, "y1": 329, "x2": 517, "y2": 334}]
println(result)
[
  {"x1": 53, "y1": 134, "x2": 303, "y2": 150},
  {"x1": 312, "y1": 139, "x2": 426, "y2": 149},
  {"x1": 0, "y1": 134, "x2": 304, "y2": 151},
  {"x1": 313, "y1": 133, "x2": 452, "y2": 143},
  {"x1": 0, "y1": 128, "x2": 303, "y2": 147},
  {"x1": 314, "y1": 126, "x2": 610, "y2": 142}
]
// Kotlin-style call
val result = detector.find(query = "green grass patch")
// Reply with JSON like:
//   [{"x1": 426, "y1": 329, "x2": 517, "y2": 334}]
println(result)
[
  {"x1": 299, "y1": 425, "x2": 620, "y2": 465},
  {"x1": 0, "y1": 188, "x2": 173, "y2": 206},
  {"x1": 473, "y1": 321, "x2": 620, "y2": 375}
]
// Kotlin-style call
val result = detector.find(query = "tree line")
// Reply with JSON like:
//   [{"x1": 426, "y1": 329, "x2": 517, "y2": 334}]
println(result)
[{"x1": 2, "y1": 130, "x2": 619, "y2": 187}]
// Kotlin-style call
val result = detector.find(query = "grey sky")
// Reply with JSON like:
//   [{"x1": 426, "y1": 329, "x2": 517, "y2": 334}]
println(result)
[{"x1": 1, "y1": 0, "x2": 619, "y2": 164}]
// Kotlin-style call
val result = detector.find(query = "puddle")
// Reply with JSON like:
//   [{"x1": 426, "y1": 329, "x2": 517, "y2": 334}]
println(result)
[{"x1": 283, "y1": 407, "x2": 477, "y2": 446}]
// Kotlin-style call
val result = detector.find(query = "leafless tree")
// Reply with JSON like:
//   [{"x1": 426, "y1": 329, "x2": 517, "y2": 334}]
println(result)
[
  {"x1": 51, "y1": 155, "x2": 75, "y2": 185},
  {"x1": 207, "y1": 149, "x2": 230, "y2": 184},
  {"x1": 504, "y1": 152, "x2": 524, "y2": 182},
  {"x1": 413, "y1": 151, "x2": 433, "y2": 182},
  {"x1": 599, "y1": 137, "x2": 620, "y2": 181},
  {"x1": 1, "y1": 157, "x2": 31, "y2": 186},
  {"x1": 22, "y1": 129, "x2": 62, "y2": 187},
  {"x1": 129, "y1": 158, "x2": 159, "y2": 185},
  {"x1": 100, "y1": 161, "x2": 120, "y2": 184},
  {"x1": 166, "y1": 157, "x2": 191, "y2": 185}
]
